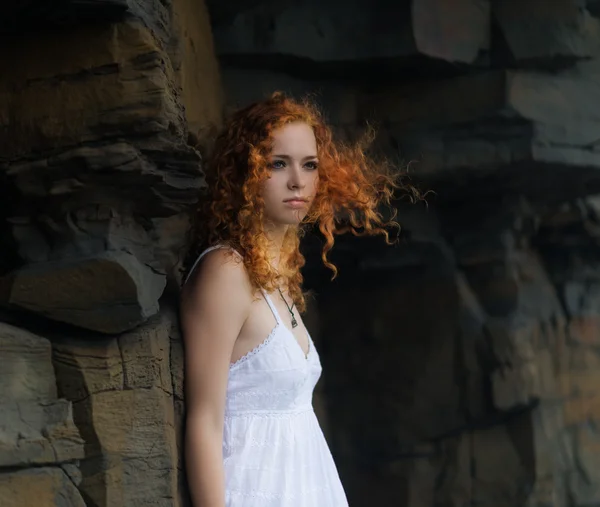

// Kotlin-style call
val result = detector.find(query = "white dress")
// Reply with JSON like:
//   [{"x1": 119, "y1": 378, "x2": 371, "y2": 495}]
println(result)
[{"x1": 186, "y1": 246, "x2": 348, "y2": 507}]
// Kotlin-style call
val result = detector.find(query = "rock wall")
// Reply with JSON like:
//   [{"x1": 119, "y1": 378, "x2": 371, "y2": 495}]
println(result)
[
  {"x1": 3, "y1": 0, "x2": 600, "y2": 506},
  {"x1": 52, "y1": 310, "x2": 186, "y2": 507},
  {"x1": 211, "y1": 0, "x2": 600, "y2": 506},
  {"x1": 0, "y1": 0, "x2": 219, "y2": 505},
  {"x1": 0, "y1": 322, "x2": 85, "y2": 507},
  {"x1": 297, "y1": 198, "x2": 600, "y2": 506}
]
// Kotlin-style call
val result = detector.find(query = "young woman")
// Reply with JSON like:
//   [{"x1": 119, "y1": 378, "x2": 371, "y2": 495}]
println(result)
[{"x1": 180, "y1": 92, "x2": 413, "y2": 506}]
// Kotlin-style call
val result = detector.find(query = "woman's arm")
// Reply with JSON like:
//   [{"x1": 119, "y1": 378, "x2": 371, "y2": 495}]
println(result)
[{"x1": 180, "y1": 249, "x2": 251, "y2": 507}]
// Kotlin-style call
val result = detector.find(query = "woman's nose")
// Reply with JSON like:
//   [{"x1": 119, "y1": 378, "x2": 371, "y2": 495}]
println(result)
[{"x1": 288, "y1": 165, "x2": 305, "y2": 189}]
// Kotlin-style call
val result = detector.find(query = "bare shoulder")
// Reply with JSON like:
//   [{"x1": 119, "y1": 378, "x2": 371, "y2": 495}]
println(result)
[
  {"x1": 180, "y1": 248, "x2": 251, "y2": 418},
  {"x1": 186, "y1": 248, "x2": 245, "y2": 284},
  {"x1": 181, "y1": 248, "x2": 251, "y2": 316}
]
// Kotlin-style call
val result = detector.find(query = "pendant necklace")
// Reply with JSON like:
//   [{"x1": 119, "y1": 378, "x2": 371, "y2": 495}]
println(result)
[{"x1": 277, "y1": 287, "x2": 298, "y2": 328}]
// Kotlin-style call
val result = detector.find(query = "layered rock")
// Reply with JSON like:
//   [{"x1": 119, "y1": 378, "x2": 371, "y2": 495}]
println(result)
[
  {"x1": 211, "y1": 0, "x2": 492, "y2": 66},
  {"x1": 0, "y1": 322, "x2": 85, "y2": 506},
  {"x1": 364, "y1": 61, "x2": 600, "y2": 203},
  {"x1": 298, "y1": 196, "x2": 600, "y2": 506},
  {"x1": 0, "y1": 0, "x2": 219, "y2": 505},
  {"x1": 52, "y1": 310, "x2": 183, "y2": 507},
  {"x1": 206, "y1": 0, "x2": 600, "y2": 505},
  {"x1": 0, "y1": 0, "x2": 221, "y2": 334}
]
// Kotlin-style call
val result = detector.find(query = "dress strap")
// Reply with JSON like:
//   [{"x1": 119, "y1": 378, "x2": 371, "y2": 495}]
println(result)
[
  {"x1": 185, "y1": 245, "x2": 282, "y2": 327},
  {"x1": 261, "y1": 290, "x2": 283, "y2": 326},
  {"x1": 183, "y1": 244, "x2": 242, "y2": 285}
]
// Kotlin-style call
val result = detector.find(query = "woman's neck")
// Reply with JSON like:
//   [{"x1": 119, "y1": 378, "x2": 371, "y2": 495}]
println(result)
[{"x1": 264, "y1": 223, "x2": 289, "y2": 270}]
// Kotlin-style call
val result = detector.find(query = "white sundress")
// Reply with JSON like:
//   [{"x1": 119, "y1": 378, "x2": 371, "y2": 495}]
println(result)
[{"x1": 185, "y1": 246, "x2": 349, "y2": 507}]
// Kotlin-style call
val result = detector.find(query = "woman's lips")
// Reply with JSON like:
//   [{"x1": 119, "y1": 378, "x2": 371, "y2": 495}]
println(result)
[{"x1": 284, "y1": 199, "x2": 308, "y2": 209}]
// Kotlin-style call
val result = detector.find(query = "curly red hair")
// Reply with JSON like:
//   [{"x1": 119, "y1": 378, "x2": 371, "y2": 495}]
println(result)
[{"x1": 183, "y1": 92, "x2": 419, "y2": 312}]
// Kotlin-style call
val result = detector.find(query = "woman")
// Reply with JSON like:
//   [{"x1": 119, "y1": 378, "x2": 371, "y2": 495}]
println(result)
[{"x1": 180, "y1": 92, "x2": 414, "y2": 506}]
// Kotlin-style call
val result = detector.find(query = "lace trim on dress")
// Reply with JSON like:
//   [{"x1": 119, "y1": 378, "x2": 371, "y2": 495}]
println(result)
[
  {"x1": 229, "y1": 322, "x2": 280, "y2": 371},
  {"x1": 224, "y1": 407, "x2": 313, "y2": 418},
  {"x1": 224, "y1": 461, "x2": 314, "y2": 472},
  {"x1": 228, "y1": 386, "x2": 303, "y2": 400},
  {"x1": 227, "y1": 483, "x2": 337, "y2": 500},
  {"x1": 223, "y1": 435, "x2": 295, "y2": 450}
]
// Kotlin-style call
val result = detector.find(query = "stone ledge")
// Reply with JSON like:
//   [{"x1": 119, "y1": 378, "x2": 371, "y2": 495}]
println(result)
[{"x1": 3, "y1": 251, "x2": 166, "y2": 334}]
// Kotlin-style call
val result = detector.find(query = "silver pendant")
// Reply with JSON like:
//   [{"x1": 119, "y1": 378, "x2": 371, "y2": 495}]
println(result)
[{"x1": 291, "y1": 316, "x2": 298, "y2": 328}]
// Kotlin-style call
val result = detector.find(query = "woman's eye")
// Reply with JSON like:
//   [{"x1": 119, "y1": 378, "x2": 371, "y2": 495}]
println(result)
[
  {"x1": 272, "y1": 160, "x2": 286, "y2": 169},
  {"x1": 305, "y1": 161, "x2": 318, "y2": 170}
]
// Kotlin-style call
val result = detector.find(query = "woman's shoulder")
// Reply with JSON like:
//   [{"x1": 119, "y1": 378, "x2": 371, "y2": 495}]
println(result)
[
  {"x1": 179, "y1": 246, "x2": 252, "y2": 351},
  {"x1": 199, "y1": 246, "x2": 244, "y2": 277},
  {"x1": 183, "y1": 246, "x2": 248, "y2": 297}
]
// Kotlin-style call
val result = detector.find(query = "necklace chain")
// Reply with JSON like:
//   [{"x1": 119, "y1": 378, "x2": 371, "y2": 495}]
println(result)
[{"x1": 277, "y1": 287, "x2": 298, "y2": 328}]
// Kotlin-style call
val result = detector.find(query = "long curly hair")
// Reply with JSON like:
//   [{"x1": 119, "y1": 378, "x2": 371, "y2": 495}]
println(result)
[{"x1": 183, "y1": 92, "x2": 419, "y2": 312}]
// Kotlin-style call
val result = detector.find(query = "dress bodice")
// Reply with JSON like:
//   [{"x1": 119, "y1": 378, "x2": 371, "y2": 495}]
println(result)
[{"x1": 225, "y1": 293, "x2": 322, "y2": 416}]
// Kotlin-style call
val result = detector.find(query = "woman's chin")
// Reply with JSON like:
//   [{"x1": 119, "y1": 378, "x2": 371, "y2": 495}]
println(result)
[
  {"x1": 275, "y1": 215, "x2": 306, "y2": 226},
  {"x1": 264, "y1": 209, "x2": 308, "y2": 229},
  {"x1": 281, "y1": 219, "x2": 304, "y2": 227}
]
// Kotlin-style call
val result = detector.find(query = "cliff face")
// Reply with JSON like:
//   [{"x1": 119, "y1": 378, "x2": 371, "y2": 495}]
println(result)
[
  {"x1": 0, "y1": 1, "x2": 220, "y2": 506},
  {"x1": 2, "y1": 1, "x2": 600, "y2": 506},
  {"x1": 212, "y1": 1, "x2": 600, "y2": 505}
]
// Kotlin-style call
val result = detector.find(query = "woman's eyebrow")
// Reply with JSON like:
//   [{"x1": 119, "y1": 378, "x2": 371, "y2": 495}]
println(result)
[{"x1": 272, "y1": 154, "x2": 318, "y2": 160}]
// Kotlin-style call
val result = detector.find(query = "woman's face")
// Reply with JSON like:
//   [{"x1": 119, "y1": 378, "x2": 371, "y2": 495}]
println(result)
[{"x1": 262, "y1": 121, "x2": 319, "y2": 227}]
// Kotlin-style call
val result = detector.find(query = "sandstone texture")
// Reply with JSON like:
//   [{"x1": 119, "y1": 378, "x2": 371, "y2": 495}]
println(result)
[
  {"x1": 0, "y1": 0, "x2": 222, "y2": 333},
  {"x1": 0, "y1": 0, "x2": 218, "y2": 505},
  {"x1": 0, "y1": 322, "x2": 85, "y2": 505},
  {"x1": 52, "y1": 310, "x2": 183, "y2": 507}
]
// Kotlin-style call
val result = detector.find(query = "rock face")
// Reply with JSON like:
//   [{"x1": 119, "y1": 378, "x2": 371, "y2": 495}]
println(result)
[
  {"x1": 3, "y1": 0, "x2": 600, "y2": 506},
  {"x1": 0, "y1": 0, "x2": 222, "y2": 333},
  {"x1": 299, "y1": 202, "x2": 577, "y2": 506},
  {"x1": 0, "y1": 0, "x2": 219, "y2": 505},
  {"x1": 52, "y1": 310, "x2": 184, "y2": 507},
  {"x1": 0, "y1": 307, "x2": 187, "y2": 507},
  {"x1": 211, "y1": 0, "x2": 600, "y2": 505},
  {"x1": 0, "y1": 322, "x2": 85, "y2": 506}
]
